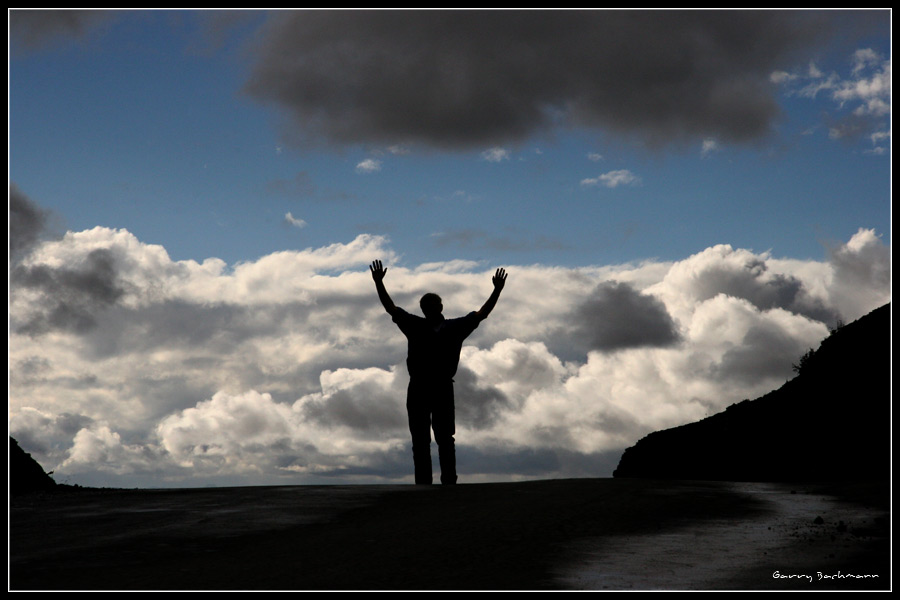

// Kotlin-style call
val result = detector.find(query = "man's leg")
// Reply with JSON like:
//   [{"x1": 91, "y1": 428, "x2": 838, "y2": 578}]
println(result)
[
  {"x1": 406, "y1": 380, "x2": 433, "y2": 485},
  {"x1": 431, "y1": 381, "x2": 457, "y2": 485}
]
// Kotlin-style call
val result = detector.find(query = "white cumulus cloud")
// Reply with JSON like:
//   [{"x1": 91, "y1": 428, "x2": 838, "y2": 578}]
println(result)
[
  {"x1": 355, "y1": 158, "x2": 382, "y2": 173},
  {"x1": 481, "y1": 147, "x2": 510, "y2": 162},
  {"x1": 9, "y1": 221, "x2": 890, "y2": 487},
  {"x1": 284, "y1": 212, "x2": 307, "y2": 228},
  {"x1": 582, "y1": 169, "x2": 641, "y2": 188}
]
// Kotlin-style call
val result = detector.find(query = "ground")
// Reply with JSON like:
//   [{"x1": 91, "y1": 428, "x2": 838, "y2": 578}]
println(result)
[{"x1": 8, "y1": 478, "x2": 890, "y2": 591}]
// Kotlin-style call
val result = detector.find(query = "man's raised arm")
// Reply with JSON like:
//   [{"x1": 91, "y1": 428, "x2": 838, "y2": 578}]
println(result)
[
  {"x1": 370, "y1": 259, "x2": 398, "y2": 316},
  {"x1": 475, "y1": 268, "x2": 507, "y2": 320}
]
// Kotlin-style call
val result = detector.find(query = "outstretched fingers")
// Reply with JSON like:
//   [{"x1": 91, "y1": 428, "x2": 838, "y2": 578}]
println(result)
[
  {"x1": 493, "y1": 268, "x2": 507, "y2": 288},
  {"x1": 370, "y1": 259, "x2": 387, "y2": 280}
]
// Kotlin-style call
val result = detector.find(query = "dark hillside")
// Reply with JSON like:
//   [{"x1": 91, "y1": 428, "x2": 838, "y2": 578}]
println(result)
[
  {"x1": 10, "y1": 436, "x2": 57, "y2": 496},
  {"x1": 614, "y1": 303, "x2": 890, "y2": 481}
]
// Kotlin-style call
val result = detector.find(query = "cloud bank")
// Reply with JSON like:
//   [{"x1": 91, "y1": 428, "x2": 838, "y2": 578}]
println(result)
[{"x1": 9, "y1": 188, "x2": 890, "y2": 487}]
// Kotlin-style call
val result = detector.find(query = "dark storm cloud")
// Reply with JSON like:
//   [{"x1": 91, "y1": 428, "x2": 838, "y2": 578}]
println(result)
[
  {"x1": 695, "y1": 258, "x2": 804, "y2": 306},
  {"x1": 9, "y1": 184, "x2": 48, "y2": 262},
  {"x1": 77, "y1": 300, "x2": 308, "y2": 357},
  {"x1": 453, "y1": 366, "x2": 511, "y2": 430},
  {"x1": 9, "y1": 409, "x2": 94, "y2": 456},
  {"x1": 298, "y1": 362, "x2": 510, "y2": 436},
  {"x1": 9, "y1": 9, "x2": 114, "y2": 53},
  {"x1": 301, "y1": 388, "x2": 407, "y2": 433},
  {"x1": 11, "y1": 249, "x2": 126, "y2": 336},
  {"x1": 9, "y1": 185, "x2": 127, "y2": 336},
  {"x1": 574, "y1": 281, "x2": 681, "y2": 353},
  {"x1": 10, "y1": 356, "x2": 53, "y2": 386},
  {"x1": 714, "y1": 321, "x2": 809, "y2": 384},
  {"x1": 244, "y1": 10, "x2": 837, "y2": 149},
  {"x1": 680, "y1": 255, "x2": 838, "y2": 324}
]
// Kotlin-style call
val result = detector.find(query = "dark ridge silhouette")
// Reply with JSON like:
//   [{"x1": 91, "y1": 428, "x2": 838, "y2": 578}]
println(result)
[
  {"x1": 10, "y1": 437, "x2": 57, "y2": 496},
  {"x1": 614, "y1": 303, "x2": 890, "y2": 481}
]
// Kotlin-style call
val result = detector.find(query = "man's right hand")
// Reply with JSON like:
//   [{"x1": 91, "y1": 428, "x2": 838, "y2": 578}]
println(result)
[
  {"x1": 371, "y1": 259, "x2": 397, "y2": 315},
  {"x1": 370, "y1": 260, "x2": 387, "y2": 282}
]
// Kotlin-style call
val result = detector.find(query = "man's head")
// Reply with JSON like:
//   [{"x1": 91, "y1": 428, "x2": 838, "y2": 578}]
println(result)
[{"x1": 419, "y1": 293, "x2": 443, "y2": 319}]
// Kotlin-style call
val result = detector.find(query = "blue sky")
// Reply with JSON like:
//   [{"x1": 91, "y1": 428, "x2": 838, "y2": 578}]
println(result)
[
  {"x1": 11, "y1": 10, "x2": 890, "y2": 268},
  {"x1": 9, "y1": 10, "x2": 891, "y2": 487}
]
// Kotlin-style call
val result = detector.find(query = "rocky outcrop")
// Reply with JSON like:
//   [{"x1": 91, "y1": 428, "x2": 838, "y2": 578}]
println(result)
[{"x1": 614, "y1": 303, "x2": 890, "y2": 481}]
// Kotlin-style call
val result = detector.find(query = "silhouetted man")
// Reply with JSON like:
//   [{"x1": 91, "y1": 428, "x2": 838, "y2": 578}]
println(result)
[{"x1": 370, "y1": 260, "x2": 507, "y2": 485}]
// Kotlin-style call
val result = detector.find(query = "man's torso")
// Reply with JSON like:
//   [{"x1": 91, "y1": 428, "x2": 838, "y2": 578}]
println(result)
[{"x1": 392, "y1": 309, "x2": 481, "y2": 380}]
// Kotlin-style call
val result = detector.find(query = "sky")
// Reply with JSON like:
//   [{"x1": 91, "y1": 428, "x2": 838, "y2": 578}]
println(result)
[{"x1": 8, "y1": 9, "x2": 892, "y2": 488}]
